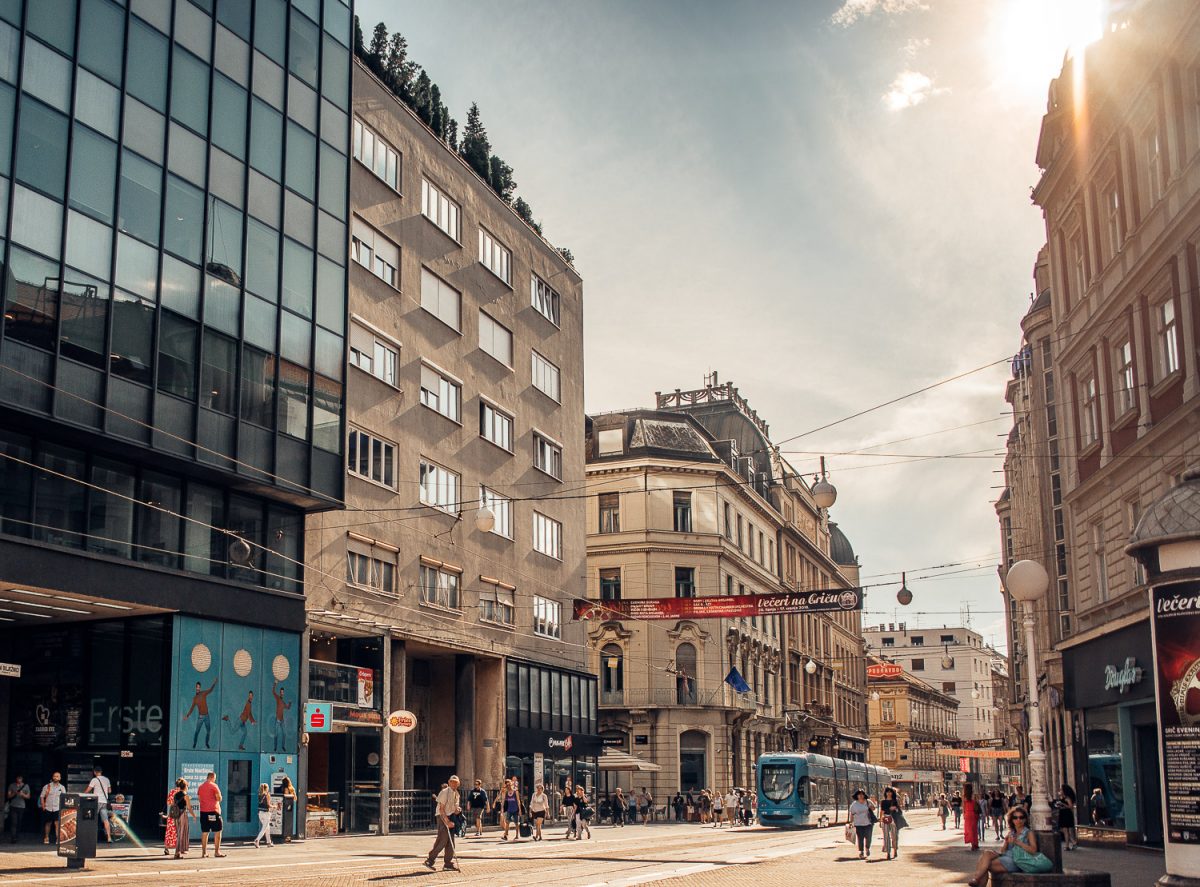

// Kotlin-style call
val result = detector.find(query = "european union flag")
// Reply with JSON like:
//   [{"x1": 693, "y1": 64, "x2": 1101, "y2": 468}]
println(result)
[{"x1": 724, "y1": 667, "x2": 752, "y2": 693}]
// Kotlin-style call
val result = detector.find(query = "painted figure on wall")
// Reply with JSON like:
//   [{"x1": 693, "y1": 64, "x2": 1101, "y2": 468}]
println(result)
[
  {"x1": 272, "y1": 680, "x2": 292, "y2": 752},
  {"x1": 223, "y1": 691, "x2": 256, "y2": 751},
  {"x1": 184, "y1": 680, "x2": 218, "y2": 749}
]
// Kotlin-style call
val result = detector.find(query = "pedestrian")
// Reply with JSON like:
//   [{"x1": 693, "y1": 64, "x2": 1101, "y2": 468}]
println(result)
[
  {"x1": 849, "y1": 789, "x2": 876, "y2": 860},
  {"x1": 938, "y1": 793, "x2": 949, "y2": 830},
  {"x1": 700, "y1": 789, "x2": 712, "y2": 824},
  {"x1": 423, "y1": 774, "x2": 461, "y2": 872},
  {"x1": 724, "y1": 788, "x2": 737, "y2": 827},
  {"x1": 612, "y1": 787, "x2": 626, "y2": 826},
  {"x1": 278, "y1": 776, "x2": 297, "y2": 842},
  {"x1": 638, "y1": 787, "x2": 653, "y2": 825},
  {"x1": 1059, "y1": 783, "x2": 1078, "y2": 850},
  {"x1": 969, "y1": 806, "x2": 1044, "y2": 886},
  {"x1": 529, "y1": 783, "x2": 549, "y2": 841},
  {"x1": 39, "y1": 772, "x2": 65, "y2": 845},
  {"x1": 1089, "y1": 787, "x2": 1108, "y2": 826},
  {"x1": 879, "y1": 786, "x2": 901, "y2": 860},
  {"x1": 196, "y1": 771, "x2": 225, "y2": 858},
  {"x1": 673, "y1": 792, "x2": 685, "y2": 822},
  {"x1": 962, "y1": 783, "x2": 981, "y2": 852},
  {"x1": 598, "y1": 794, "x2": 611, "y2": 825},
  {"x1": 166, "y1": 778, "x2": 194, "y2": 858},
  {"x1": 713, "y1": 788, "x2": 724, "y2": 827},
  {"x1": 85, "y1": 766, "x2": 113, "y2": 843},
  {"x1": 1008, "y1": 785, "x2": 1022, "y2": 811},
  {"x1": 5, "y1": 774, "x2": 30, "y2": 843},
  {"x1": 467, "y1": 780, "x2": 489, "y2": 837},
  {"x1": 951, "y1": 790, "x2": 963, "y2": 828},
  {"x1": 253, "y1": 783, "x2": 275, "y2": 848},
  {"x1": 561, "y1": 779, "x2": 577, "y2": 838},
  {"x1": 573, "y1": 785, "x2": 592, "y2": 840},
  {"x1": 989, "y1": 790, "x2": 1006, "y2": 841},
  {"x1": 498, "y1": 778, "x2": 523, "y2": 842},
  {"x1": 740, "y1": 788, "x2": 754, "y2": 826}
]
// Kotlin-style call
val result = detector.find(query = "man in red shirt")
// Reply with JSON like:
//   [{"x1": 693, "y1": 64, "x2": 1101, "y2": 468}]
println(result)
[{"x1": 196, "y1": 772, "x2": 225, "y2": 858}]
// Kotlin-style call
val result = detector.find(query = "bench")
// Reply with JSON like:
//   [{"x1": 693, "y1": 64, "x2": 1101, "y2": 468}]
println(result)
[{"x1": 991, "y1": 831, "x2": 1111, "y2": 887}]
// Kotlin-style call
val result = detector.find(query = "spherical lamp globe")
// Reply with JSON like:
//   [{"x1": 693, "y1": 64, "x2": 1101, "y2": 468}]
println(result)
[
  {"x1": 812, "y1": 479, "x2": 837, "y2": 510},
  {"x1": 475, "y1": 507, "x2": 496, "y2": 533},
  {"x1": 804, "y1": 659, "x2": 818, "y2": 675},
  {"x1": 1006, "y1": 560, "x2": 1049, "y2": 603}
]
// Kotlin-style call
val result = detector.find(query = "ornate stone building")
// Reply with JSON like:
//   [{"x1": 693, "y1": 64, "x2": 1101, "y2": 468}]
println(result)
[{"x1": 584, "y1": 378, "x2": 868, "y2": 799}]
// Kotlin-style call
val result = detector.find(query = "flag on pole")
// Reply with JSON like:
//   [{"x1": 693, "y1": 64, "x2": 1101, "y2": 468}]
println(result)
[{"x1": 724, "y1": 667, "x2": 751, "y2": 693}]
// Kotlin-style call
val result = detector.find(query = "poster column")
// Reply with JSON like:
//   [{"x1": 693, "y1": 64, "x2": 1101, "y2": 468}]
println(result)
[{"x1": 1149, "y1": 580, "x2": 1200, "y2": 881}]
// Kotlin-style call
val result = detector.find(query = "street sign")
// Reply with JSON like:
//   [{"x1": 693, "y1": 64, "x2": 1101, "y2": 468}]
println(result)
[
  {"x1": 304, "y1": 702, "x2": 332, "y2": 733},
  {"x1": 0, "y1": 661, "x2": 20, "y2": 678}
]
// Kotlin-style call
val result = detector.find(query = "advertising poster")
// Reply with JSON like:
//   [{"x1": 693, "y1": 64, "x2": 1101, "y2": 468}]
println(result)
[
  {"x1": 573, "y1": 587, "x2": 862, "y2": 622},
  {"x1": 1150, "y1": 581, "x2": 1200, "y2": 845},
  {"x1": 220, "y1": 623, "x2": 263, "y2": 753},
  {"x1": 357, "y1": 668, "x2": 374, "y2": 708},
  {"x1": 259, "y1": 630, "x2": 299, "y2": 755}
]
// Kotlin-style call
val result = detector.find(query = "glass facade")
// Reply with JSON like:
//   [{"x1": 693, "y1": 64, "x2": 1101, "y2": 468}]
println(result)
[{"x1": 0, "y1": 0, "x2": 350, "y2": 505}]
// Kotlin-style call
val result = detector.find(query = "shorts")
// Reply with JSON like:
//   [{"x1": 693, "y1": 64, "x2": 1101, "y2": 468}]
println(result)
[
  {"x1": 42, "y1": 810, "x2": 60, "y2": 825},
  {"x1": 531, "y1": 811, "x2": 545, "y2": 821},
  {"x1": 639, "y1": 807, "x2": 649, "y2": 816},
  {"x1": 199, "y1": 811, "x2": 223, "y2": 833},
  {"x1": 996, "y1": 853, "x2": 1019, "y2": 873}
]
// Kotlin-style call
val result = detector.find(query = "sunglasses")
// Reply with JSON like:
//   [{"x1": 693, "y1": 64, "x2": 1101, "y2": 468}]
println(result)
[{"x1": 1011, "y1": 814, "x2": 1027, "y2": 820}]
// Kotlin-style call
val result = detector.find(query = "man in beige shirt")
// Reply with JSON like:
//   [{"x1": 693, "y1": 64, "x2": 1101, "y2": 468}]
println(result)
[{"x1": 423, "y1": 775, "x2": 461, "y2": 872}]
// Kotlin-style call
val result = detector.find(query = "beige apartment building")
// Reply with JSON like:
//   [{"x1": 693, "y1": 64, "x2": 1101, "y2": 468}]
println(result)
[
  {"x1": 584, "y1": 379, "x2": 868, "y2": 799},
  {"x1": 302, "y1": 60, "x2": 592, "y2": 834},
  {"x1": 998, "y1": 0, "x2": 1200, "y2": 848}
]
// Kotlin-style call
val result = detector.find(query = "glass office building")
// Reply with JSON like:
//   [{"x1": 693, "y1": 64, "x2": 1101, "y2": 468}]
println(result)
[{"x1": 0, "y1": 0, "x2": 350, "y2": 840}]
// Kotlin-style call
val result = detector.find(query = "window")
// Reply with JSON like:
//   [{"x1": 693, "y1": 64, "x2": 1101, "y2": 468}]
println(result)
[
  {"x1": 675, "y1": 567, "x2": 695, "y2": 599},
  {"x1": 478, "y1": 226, "x2": 511, "y2": 284},
  {"x1": 531, "y1": 350, "x2": 560, "y2": 402},
  {"x1": 1070, "y1": 233, "x2": 1087, "y2": 302},
  {"x1": 420, "y1": 267, "x2": 461, "y2": 331},
  {"x1": 599, "y1": 568, "x2": 622, "y2": 601},
  {"x1": 480, "y1": 486, "x2": 512, "y2": 539},
  {"x1": 346, "y1": 548, "x2": 396, "y2": 596},
  {"x1": 1144, "y1": 127, "x2": 1163, "y2": 206},
  {"x1": 1155, "y1": 299, "x2": 1179, "y2": 380},
  {"x1": 601, "y1": 643, "x2": 623, "y2": 700},
  {"x1": 724, "y1": 503, "x2": 733, "y2": 540},
  {"x1": 1127, "y1": 501, "x2": 1146, "y2": 586},
  {"x1": 1104, "y1": 182, "x2": 1121, "y2": 260},
  {"x1": 479, "y1": 580, "x2": 514, "y2": 627},
  {"x1": 419, "y1": 458, "x2": 460, "y2": 513},
  {"x1": 533, "y1": 595, "x2": 561, "y2": 639},
  {"x1": 598, "y1": 493, "x2": 620, "y2": 533},
  {"x1": 1092, "y1": 522, "x2": 1109, "y2": 602},
  {"x1": 1114, "y1": 340, "x2": 1135, "y2": 414},
  {"x1": 736, "y1": 514, "x2": 744, "y2": 549},
  {"x1": 911, "y1": 659, "x2": 925, "y2": 671},
  {"x1": 533, "y1": 433, "x2": 562, "y2": 480},
  {"x1": 347, "y1": 428, "x2": 395, "y2": 488},
  {"x1": 352, "y1": 117, "x2": 399, "y2": 190},
  {"x1": 675, "y1": 643, "x2": 697, "y2": 704},
  {"x1": 673, "y1": 492, "x2": 692, "y2": 532},
  {"x1": 882, "y1": 739, "x2": 896, "y2": 760},
  {"x1": 597, "y1": 428, "x2": 623, "y2": 456},
  {"x1": 531, "y1": 272, "x2": 560, "y2": 325},
  {"x1": 478, "y1": 311, "x2": 513, "y2": 366},
  {"x1": 419, "y1": 563, "x2": 460, "y2": 611},
  {"x1": 881, "y1": 637, "x2": 894, "y2": 647},
  {"x1": 420, "y1": 364, "x2": 461, "y2": 422},
  {"x1": 421, "y1": 177, "x2": 459, "y2": 240},
  {"x1": 528, "y1": 509, "x2": 564, "y2": 560},
  {"x1": 911, "y1": 635, "x2": 924, "y2": 646},
  {"x1": 1080, "y1": 374, "x2": 1099, "y2": 447},
  {"x1": 349, "y1": 322, "x2": 398, "y2": 387},
  {"x1": 479, "y1": 401, "x2": 513, "y2": 451},
  {"x1": 942, "y1": 681, "x2": 956, "y2": 692},
  {"x1": 351, "y1": 217, "x2": 398, "y2": 287}
]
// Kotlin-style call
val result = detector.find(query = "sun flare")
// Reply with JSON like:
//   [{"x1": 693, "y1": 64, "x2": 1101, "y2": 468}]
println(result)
[{"x1": 988, "y1": 0, "x2": 1107, "y2": 101}]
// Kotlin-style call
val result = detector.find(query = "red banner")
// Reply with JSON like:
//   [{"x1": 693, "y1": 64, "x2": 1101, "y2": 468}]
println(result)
[
  {"x1": 573, "y1": 588, "x2": 862, "y2": 622},
  {"x1": 867, "y1": 663, "x2": 904, "y2": 678}
]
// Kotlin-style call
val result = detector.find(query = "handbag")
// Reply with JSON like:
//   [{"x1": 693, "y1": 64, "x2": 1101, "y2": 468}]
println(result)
[
  {"x1": 844, "y1": 822, "x2": 855, "y2": 842},
  {"x1": 868, "y1": 806, "x2": 878, "y2": 825},
  {"x1": 518, "y1": 820, "x2": 532, "y2": 838},
  {"x1": 1011, "y1": 841, "x2": 1054, "y2": 873}
]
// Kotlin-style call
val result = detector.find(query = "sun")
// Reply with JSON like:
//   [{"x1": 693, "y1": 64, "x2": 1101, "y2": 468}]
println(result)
[{"x1": 987, "y1": 0, "x2": 1107, "y2": 102}]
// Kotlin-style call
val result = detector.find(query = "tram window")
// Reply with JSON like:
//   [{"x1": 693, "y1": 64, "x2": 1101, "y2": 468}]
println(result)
[{"x1": 761, "y1": 765, "x2": 795, "y2": 802}]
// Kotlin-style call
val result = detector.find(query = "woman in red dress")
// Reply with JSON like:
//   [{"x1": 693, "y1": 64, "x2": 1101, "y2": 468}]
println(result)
[{"x1": 962, "y1": 783, "x2": 980, "y2": 851}]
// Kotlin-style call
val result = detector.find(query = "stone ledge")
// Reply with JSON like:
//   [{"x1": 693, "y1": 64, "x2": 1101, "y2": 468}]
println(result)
[{"x1": 992, "y1": 873, "x2": 1112, "y2": 887}]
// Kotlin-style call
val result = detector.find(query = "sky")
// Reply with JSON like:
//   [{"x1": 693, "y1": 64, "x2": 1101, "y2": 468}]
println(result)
[{"x1": 359, "y1": 0, "x2": 1111, "y2": 653}]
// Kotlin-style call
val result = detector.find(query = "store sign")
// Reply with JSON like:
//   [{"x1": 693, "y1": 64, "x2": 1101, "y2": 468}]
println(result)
[
  {"x1": 1149, "y1": 581, "x2": 1200, "y2": 845},
  {"x1": 867, "y1": 663, "x2": 903, "y2": 679},
  {"x1": 304, "y1": 702, "x2": 332, "y2": 733},
  {"x1": 1103, "y1": 658, "x2": 1145, "y2": 694},
  {"x1": 357, "y1": 669, "x2": 374, "y2": 708},
  {"x1": 573, "y1": 587, "x2": 862, "y2": 622},
  {"x1": 0, "y1": 661, "x2": 20, "y2": 678},
  {"x1": 333, "y1": 706, "x2": 382, "y2": 727},
  {"x1": 387, "y1": 710, "x2": 417, "y2": 734},
  {"x1": 548, "y1": 735, "x2": 574, "y2": 752}
]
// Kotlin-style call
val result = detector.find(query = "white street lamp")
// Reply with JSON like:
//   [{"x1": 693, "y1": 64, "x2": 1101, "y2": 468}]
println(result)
[
  {"x1": 474, "y1": 507, "x2": 496, "y2": 533},
  {"x1": 804, "y1": 659, "x2": 818, "y2": 675},
  {"x1": 812, "y1": 456, "x2": 837, "y2": 510},
  {"x1": 1006, "y1": 558, "x2": 1051, "y2": 833}
]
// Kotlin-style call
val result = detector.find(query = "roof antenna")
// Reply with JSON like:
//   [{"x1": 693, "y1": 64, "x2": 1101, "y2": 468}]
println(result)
[{"x1": 704, "y1": 370, "x2": 719, "y2": 388}]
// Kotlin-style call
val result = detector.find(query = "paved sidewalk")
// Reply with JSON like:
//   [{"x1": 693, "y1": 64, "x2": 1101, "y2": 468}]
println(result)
[{"x1": 0, "y1": 812, "x2": 1164, "y2": 886}]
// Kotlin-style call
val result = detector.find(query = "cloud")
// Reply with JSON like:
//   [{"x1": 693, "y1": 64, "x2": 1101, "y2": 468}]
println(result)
[
  {"x1": 883, "y1": 69, "x2": 949, "y2": 110},
  {"x1": 904, "y1": 36, "x2": 931, "y2": 59},
  {"x1": 831, "y1": 0, "x2": 929, "y2": 28}
]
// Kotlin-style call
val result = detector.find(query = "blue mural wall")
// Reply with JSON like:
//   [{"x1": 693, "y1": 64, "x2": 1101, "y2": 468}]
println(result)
[{"x1": 168, "y1": 616, "x2": 300, "y2": 839}]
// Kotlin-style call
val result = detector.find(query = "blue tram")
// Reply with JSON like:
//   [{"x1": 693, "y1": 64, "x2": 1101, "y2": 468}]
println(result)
[{"x1": 756, "y1": 752, "x2": 892, "y2": 828}]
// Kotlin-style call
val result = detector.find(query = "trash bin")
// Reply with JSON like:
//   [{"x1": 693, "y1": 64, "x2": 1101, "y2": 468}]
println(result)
[{"x1": 58, "y1": 794, "x2": 98, "y2": 870}]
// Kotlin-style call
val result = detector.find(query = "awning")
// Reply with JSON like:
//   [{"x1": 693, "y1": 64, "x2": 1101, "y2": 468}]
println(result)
[{"x1": 599, "y1": 748, "x2": 662, "y2": 772}]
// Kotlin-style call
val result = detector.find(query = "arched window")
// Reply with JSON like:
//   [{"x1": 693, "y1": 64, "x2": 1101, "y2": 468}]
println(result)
[
  {"x1": 601, "y1": 643, "x2": 623, "y2": 703},
  {"x1": 675, "y1": 643, "x2": 697, "y2": 704}
]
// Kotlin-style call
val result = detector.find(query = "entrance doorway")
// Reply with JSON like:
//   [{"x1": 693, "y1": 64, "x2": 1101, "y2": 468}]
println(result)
[
  {"x1": 1134, "y1": 724, "x2": 1162, "y2": 846},
  {"x1": 679, "y1": 731, "x2": 707, "y2": 793}
]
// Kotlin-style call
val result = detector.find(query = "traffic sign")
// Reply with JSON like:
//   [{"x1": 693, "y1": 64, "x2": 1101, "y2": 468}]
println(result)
[{"x1": 304, "y1": 702, "x2": 332, "y2": 733}]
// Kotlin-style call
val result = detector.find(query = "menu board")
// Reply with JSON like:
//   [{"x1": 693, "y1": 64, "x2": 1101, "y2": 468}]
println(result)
[{"x1": 1150, "y1": 581, "x2": 1200, "y2": 845}]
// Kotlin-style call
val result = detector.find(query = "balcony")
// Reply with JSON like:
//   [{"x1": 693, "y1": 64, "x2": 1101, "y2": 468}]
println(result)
[{"x1": 601, "y1": 688, "x2": 757, "y2": 711}]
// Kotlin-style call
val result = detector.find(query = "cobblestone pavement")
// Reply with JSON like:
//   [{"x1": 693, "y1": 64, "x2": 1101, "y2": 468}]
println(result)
[{"x1": 0, "y1": 812, "x2": 1164, "y2": 887}]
